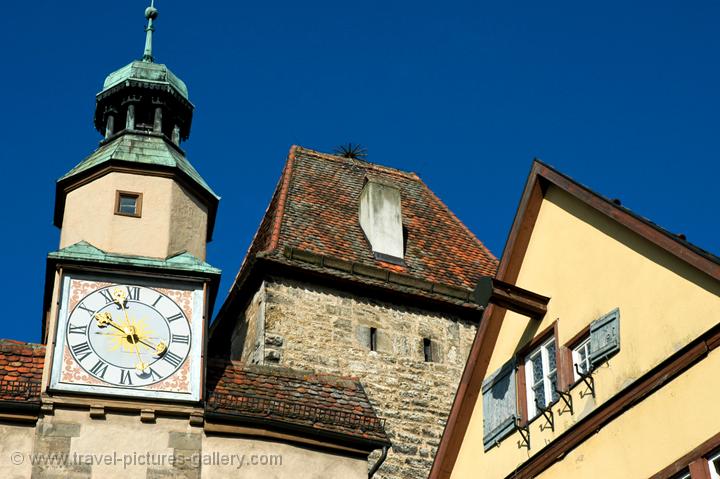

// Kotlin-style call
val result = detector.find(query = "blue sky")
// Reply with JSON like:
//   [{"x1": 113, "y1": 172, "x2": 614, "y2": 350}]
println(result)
[{"x1": 0, "y1": 1, "x2": 718, "y2": 343}]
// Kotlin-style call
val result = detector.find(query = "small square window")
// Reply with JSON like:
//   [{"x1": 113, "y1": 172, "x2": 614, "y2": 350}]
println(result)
[
  {"x1": 525, "y1": 336, "x2": 558, "y2": 419},
  {"x1": 115, "y1": 191, "x2": 142, "y2": 218},
  {"x1": 572, "y1": 337, "x2": 592, "y2": 381}
]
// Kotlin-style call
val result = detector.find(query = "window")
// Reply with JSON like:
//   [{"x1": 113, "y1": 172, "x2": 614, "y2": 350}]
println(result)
[
  {"x1": 525, "y1": 336, "x2": 558, "y2": 419},
  {"x1": 423, "y1": 338, "x2": 433, "y2": 362},
  {"x1": 709, "y1": 451, "x2": 720, "y2": 479},
  {"x1": 572, "y1": 336, "x2": 592, "y2": 381},
  {"x1": 655, "y1": 436, "x2": 720, "y2": 478},
  {"x1": 115, "y1": 191, "x2": 142, "y2": 217},
  {"x1": 369, "y1": 327, "x2": 378, "y2": 352}
]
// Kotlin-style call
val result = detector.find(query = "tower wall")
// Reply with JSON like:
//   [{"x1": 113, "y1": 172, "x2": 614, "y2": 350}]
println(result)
[
  {"x1": 229, "y1": 277, "x2": 477, "y2": 479},
  {"x1": 60, "y1": 171, "x2": 208, "y2": 260}
]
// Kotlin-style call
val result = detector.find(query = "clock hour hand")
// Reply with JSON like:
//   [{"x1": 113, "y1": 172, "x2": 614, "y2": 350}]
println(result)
[
  {"x1": 125, "y1": 325, "x2": 148, "y2": 372},
  {"x1": 93, "y1": 312, "x2": 126, "y2": 333}
]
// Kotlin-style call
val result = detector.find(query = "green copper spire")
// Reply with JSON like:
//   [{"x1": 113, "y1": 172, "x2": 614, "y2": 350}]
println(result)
[{"x1": 143, "y1": 0, "x2": 159, "y2": 62}]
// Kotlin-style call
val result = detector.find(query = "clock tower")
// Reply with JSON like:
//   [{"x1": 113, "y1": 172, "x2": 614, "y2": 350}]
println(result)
[{"x1": 42, "y1": 1, "x2": 220, "y2": 404}]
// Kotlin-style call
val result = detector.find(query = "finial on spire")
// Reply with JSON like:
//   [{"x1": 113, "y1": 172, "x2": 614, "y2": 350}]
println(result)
[{"x1": 142, "y1": 0, "x2": 159, "y2": 63}]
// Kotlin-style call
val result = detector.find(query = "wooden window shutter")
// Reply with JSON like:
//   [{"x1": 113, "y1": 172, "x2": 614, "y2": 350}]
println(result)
[
  {"x1": 482, "y1": 358, "x2": 518, "y2": 450},
  {"x1": 589, "y1": 308, "x2": 621, "y2": 367}
]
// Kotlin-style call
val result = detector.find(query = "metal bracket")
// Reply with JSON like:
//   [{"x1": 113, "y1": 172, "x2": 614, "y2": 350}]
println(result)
[
  {"x1": 536, "y1": 399, "x2": 555, "y2": 432},
  {"x1": 575, "y1": 363, "x2": 596, "y2": 399},
  {"x1": 555, "y1": 388, "x2": 574, "y2": 415},
  {"x1": 515, "y1": 417, "x2": 530, "y2": 449}
]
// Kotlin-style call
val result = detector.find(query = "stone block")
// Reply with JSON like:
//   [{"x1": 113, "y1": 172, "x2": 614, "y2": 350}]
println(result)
[
  {"x1": 38, "y1": 422, "x2": 81, "y2": 438},
  {"x1": 168, "y1": 432, "x2": 201, "y2": 450},
  {"x1": 265, "y1": 348, "x2": 281, "y2": 362},
  {"x1": 265, "y1": 334, "x2": 284, "y2": 347},
  {"x1": 32, "y1": 464, "x2": 91, "y2": 479}
]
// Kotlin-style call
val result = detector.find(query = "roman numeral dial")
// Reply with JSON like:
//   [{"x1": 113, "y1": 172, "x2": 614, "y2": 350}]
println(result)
[{"x1": 63, "y1": 282, "x2": 193, "y2": 389}]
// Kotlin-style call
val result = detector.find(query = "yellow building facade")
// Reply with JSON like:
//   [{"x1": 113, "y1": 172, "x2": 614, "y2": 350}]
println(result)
[{"x1": 430, "y1": 161, "x2": 720, "y2": 479}]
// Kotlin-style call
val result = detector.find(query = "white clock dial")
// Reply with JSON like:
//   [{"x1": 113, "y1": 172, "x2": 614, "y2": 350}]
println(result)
[{"x1": 65, "y1": 284, "x2": 192, "y2": 387}]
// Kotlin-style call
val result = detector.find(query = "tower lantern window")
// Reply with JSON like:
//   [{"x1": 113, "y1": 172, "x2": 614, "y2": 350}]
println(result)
[{"x1": 115, "y1": 191, "x2": 143, "y2": 218}]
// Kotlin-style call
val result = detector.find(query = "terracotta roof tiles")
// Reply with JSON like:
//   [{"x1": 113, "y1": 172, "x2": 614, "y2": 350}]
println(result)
[
  {"x1": 0, "y1": 339, "x2": 45, "y2": 403},
  {"x1": 232, "y1": 145, "x2": 497, "y2": 296},
  {"x1": 205, "y1": 359, "x2": 389, "y2": 445}
]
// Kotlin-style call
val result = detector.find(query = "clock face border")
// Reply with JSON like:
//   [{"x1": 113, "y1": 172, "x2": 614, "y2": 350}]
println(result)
[{"x1": 49, "y1": 271, "x2": 205, "y2": 402}]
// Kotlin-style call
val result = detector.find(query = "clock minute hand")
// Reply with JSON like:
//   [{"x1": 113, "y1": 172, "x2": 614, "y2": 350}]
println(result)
[
  {"x1": 136, "y1": 335, "x2": 168, "y2": 356},
  {"x1": 111, "y1": 289, "x2": 133, "y2": 328}
]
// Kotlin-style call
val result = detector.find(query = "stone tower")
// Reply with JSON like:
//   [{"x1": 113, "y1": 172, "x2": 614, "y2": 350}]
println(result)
[{"x1": 210, "y1": 146, "x2": 498, "y2": 479}]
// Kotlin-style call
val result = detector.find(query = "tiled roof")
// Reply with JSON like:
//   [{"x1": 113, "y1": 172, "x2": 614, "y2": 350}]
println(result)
[
  {"x1": 205, "y1": 359, "x2": 389, "y2": 446},
  {"x1": 0, "y1": 340, "x2": 45, "y2": 403},
  {"x1": 234, "y1": 145, "x2": 497, "y2": 295},
  {"x1": 59, "y1": 131, "x2": 217, "y2": 199},
  {"x1": 48, "y1": 241, "x2": 221, "y2": 275}
]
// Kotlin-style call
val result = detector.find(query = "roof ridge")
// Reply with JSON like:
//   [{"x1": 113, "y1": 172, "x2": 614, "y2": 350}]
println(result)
[
  {"x1": 533, "y1": 160, "x2": 720, "y2": 270},
  {"x1": 267, "y1": 146, "x2": 298, "y2": 252},
  {"x1": 294, "y1": 145, "x2": 420, "y2": 181},
  {"x1": 0, "y1": 339, "x2": 45, "y2": 348}
]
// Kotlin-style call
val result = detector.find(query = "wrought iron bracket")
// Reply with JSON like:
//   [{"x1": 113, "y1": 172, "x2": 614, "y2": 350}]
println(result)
[
  {"x1": 515, "y1": 417, "x2": 530, "y2": 449},
  {"x1": 536, "y1": 399, "x2": 555, "y2": 432},
  {"x1": 575, "y1": 363, "x2": 596, "y2": 399},
  {"x1": 555, "y1": 388, "x2": 574, "y2": 415}
]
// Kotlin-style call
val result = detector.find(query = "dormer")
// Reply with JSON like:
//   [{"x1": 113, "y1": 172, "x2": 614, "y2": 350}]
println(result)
[{"x1": 359, "y1": 178, "x2": 404, "y2": 264}]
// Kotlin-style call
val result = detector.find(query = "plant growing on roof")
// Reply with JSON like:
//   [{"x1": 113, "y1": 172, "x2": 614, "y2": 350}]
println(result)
[{"x1": 334, "y1": 143, "x2": 368, "y2": 159}]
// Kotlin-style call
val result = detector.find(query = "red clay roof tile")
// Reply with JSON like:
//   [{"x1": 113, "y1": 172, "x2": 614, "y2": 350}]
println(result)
[
  {"x1": 0, "y1": 339, "x2": 44, "y2": 402},
  {"x1": 205, "y1": 359, "x2": 389, "y2": 445},
  {"x1": 236, "y1": 145, "x2": 497, "y2": 292}
]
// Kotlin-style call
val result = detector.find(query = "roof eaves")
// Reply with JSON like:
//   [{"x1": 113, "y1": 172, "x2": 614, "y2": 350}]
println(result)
[
  {"x1": 532, "y1": 159, "x2": 720, "y2": 278},
  {"x1": 48, "y1": 241, "x2": 221, "y2": 276}
]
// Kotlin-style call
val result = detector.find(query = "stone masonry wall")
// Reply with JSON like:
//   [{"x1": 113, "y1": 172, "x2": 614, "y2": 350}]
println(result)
[
  {"x1": 231, "y1": 277, "x2": 478, "y2": 479},
  {"x1": 2, "y1": 408, "x2": 367, "y2": 479}
]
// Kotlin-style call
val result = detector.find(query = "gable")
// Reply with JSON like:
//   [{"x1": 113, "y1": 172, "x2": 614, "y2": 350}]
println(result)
[{"x1": 451, "y1": 184, "x2": 720, "y2": 478}]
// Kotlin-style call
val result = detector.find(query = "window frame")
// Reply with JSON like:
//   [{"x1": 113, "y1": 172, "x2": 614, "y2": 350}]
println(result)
[
  {"x1": 562, "y1": 324, "x2": 592, "y2": 389},
  {"x1": 524, "y1": 336, "x2": 558, "y2": 419},
  {"x1": 516, "y1": 321, "x2": 564, "y2": 424},
  {"x1": 571, "y1": 336, "x2": 592, "y2": 382},
  {"x1": 652, "y1": 432, "x2": 720, "y2": 479},
  {"x1": 708, "y1": 450, "x2": 720, "y2": 479},
  {"x1": 114, "y1": 190, "x2": 143, "y2": 218}
]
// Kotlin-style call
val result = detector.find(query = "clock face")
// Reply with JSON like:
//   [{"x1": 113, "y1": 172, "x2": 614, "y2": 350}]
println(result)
[
  {"x1": 65, "y1": 284, "x2": 192, "y2": 388},
  {"x1": 49, "y1": 273, "x2": 204, "y2": 402}
]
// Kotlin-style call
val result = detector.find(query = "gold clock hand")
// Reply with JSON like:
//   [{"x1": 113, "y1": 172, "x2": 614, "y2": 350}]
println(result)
[
  {"x1": 111, "y1": 288, "x2": 133, "y2": 328},
  {"x1": 93, "y1": 312, "x2": 126, "y2": 334},
  {"x1": 135, "y1": 335, "x2": 168, "y2": 356},
  {"x1": 126, "y1": 326, "x2": 147, "y2": 372}
]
